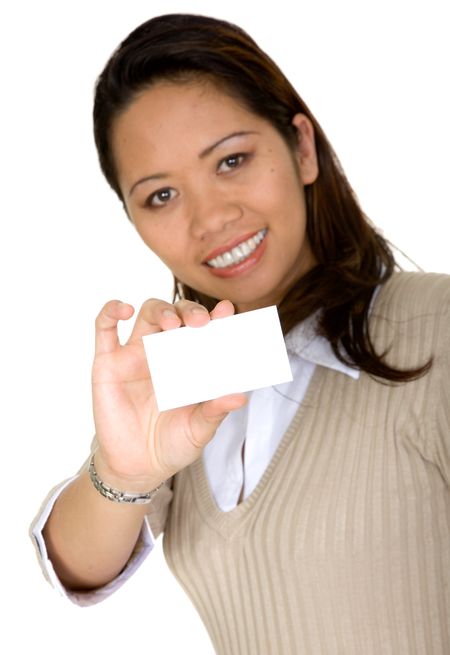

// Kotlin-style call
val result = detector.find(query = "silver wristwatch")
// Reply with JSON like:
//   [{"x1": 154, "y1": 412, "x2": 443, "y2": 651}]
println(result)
[{"x1": 88, "y1": 454, "x2": 164, "y2": 504}]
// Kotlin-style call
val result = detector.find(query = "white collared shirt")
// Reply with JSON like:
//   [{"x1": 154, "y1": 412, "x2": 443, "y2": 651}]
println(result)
[
  {"x1": 204, "y1": 312, "x2": 359, "y2": 512},
  {"x1": 31, "y1": 308, "x2": 363, "y2": 604}
]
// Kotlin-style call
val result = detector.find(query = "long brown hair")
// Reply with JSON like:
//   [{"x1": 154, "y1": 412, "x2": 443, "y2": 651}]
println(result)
[{"x1": 93, "y1": 13, "x2": 432, "y2": 384}]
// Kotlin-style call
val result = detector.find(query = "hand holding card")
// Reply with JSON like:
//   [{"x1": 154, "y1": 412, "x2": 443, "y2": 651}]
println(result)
[{"x1": 143, "y1": 305, "x2": 293, "y2": 411}]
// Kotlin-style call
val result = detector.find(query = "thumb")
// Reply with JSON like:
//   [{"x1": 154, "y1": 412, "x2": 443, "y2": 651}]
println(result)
[{"x1": 188, "y1": 393, "x2": 248, "y2": 447}]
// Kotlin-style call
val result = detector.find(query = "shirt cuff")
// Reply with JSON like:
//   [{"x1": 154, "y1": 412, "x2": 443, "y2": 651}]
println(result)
[{"x1": 30, "y1": 476, "x2": 155, "y2": 607}]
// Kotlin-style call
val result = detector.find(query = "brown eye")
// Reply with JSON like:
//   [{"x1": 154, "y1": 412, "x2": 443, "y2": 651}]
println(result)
[
  {"x1": 147, "y1": 187, "x2": 177, "y2": 207},
  {"x1": 217, "y1": 153, "x2": 247, "y2": 173}
]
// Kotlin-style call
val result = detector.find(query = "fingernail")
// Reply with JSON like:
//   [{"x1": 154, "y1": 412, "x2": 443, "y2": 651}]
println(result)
[
  {"x1": 162, "y1": 309, "x2": 178, "y2": 318},
  {"x1": 191, "y1": 306, "x2": 207, "y2": 314}
]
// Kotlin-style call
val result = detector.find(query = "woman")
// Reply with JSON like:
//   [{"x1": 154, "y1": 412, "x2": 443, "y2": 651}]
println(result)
[{"x1": 31, "y1": 13, "x2": 450, "y2": 654}]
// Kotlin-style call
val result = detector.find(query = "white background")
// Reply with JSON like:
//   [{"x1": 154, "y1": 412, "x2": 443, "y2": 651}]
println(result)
[{"x1": 1, "y1": 0, "x2": 449, "y2": 652}]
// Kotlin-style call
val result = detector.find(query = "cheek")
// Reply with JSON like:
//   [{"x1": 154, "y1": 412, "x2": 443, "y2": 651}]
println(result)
[
  {"x1": 136, "y1": 225, "x2": 193, "y2": 279},
  {"x1": 134, "y1": 223, "x2": 157, "y2": 252},
  {"x1": 133, "y1": 218, "x2": 172, "y2": 255},
  {"x1": 256, "y1": 155, "x2": 302, "y2": 201},
  {"x1": 259, "y1": 170, "x2": 306, "y2": 227}
]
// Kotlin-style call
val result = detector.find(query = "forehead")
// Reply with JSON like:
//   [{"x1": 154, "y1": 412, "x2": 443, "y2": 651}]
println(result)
[
  {"x1": 124, "y1": 76, "x2": 253, "y2": 114},
  {"x1": 111, "y1": 80, "x2": 269, "y2": 155}
]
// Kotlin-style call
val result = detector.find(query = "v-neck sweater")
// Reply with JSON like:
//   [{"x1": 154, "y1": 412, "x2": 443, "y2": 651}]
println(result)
[{"x1": 161, "y1": 271, "x2": 450, "y2": 655}]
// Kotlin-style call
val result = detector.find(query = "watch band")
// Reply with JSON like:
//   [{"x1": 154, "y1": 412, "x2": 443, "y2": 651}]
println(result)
[{"x1": 88, "y1": 453, "x2": 164, "y2": 504}]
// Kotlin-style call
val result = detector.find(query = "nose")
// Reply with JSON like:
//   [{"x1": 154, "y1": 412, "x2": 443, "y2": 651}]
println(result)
[{"x1": 189, "y1": 186, "x2": 243, "y2": 240}]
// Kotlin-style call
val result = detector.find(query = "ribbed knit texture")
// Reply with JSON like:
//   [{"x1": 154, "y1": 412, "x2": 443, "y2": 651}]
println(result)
[{"x1": 162, "y1": 272, "x2": 450, "y2": 655}]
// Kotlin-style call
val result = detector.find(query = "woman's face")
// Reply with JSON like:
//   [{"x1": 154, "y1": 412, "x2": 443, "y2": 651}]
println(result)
[{"x1": 112, "y1": 80, "x2": 319, "y2": 312}]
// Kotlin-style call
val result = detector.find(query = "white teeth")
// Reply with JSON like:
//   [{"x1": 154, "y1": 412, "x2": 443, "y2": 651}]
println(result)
[
  {"x1": 223, "y1": 252, "x2": 234, "y2": 265},
  {"x1": 231, "y1": 245, "x2": 244, "y2": 260},
  {"x1": 207, "y1": 229, "x2": 267, "y2": 269}
]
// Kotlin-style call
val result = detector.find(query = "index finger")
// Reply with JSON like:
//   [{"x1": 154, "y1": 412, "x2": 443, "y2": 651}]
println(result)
[
  {"x1": 126, "y1": 298, "x2": 182, "y2": 345},
  {"x1": 95, "y1": 300, "x2": 135, "y2": 355}
]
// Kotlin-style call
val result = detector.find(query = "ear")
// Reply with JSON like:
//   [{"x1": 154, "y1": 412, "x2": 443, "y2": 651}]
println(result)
[{"x1": 291, "y1": 113, "x2": 319, "y2": 185}]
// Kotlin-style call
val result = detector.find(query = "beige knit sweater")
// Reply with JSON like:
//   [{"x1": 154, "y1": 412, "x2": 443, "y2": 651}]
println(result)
[{"x1": 145, "y1": 271, "x2": 450, "y2": 654}]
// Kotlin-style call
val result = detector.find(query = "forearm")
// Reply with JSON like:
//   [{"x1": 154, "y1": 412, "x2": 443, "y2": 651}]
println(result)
[{"x1": 42, "y1": 468, "x2": 150, "y2": 591}]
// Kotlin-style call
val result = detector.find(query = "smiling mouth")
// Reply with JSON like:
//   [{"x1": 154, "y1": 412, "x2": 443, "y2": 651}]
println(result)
[{"x1": 205, "y1": 229, "x2": 268, "y2": 269}]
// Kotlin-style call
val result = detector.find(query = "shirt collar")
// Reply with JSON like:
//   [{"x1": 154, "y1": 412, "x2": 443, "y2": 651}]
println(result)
[
  {"x1": 284, "y1": 312, "x2": 360, "y2": 380},
  {"x1": 283, "y1": 281, "x2": 384, "y2": 381},
  {"x1": 285, "y1": 280, "x2": 386, "y2": 380}
]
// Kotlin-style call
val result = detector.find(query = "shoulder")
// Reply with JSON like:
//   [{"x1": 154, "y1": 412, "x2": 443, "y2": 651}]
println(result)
[
  {"x1": 374, "y1": 270, "x2": 450, "y2": 319},
  {"x1": 369, "y1": 270, "x2": 450, "y2": 367}
]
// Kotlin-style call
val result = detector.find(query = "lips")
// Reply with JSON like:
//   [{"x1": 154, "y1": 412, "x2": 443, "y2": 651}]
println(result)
[
  {"x1": 203, "y1": 229, "x2": 267, "y2": 268},
  {"x1": 203, "y1": 228, "x2": 268, "y2": 278}
]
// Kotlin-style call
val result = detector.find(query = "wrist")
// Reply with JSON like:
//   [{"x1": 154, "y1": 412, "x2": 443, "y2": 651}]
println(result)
[{"x1": 90, "y1": 451, "x2": 166, "y2": 502}]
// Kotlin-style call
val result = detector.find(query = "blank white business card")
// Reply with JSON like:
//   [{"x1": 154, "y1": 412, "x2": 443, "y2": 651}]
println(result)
[{"x1": 143, "y1": 305, "x2": 292, "y2": 411}]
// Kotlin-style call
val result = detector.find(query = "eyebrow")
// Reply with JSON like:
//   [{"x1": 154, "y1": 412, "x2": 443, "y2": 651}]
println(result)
[{"x1": 128, "y1": 130, "x2": 259, "y2": 197}]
